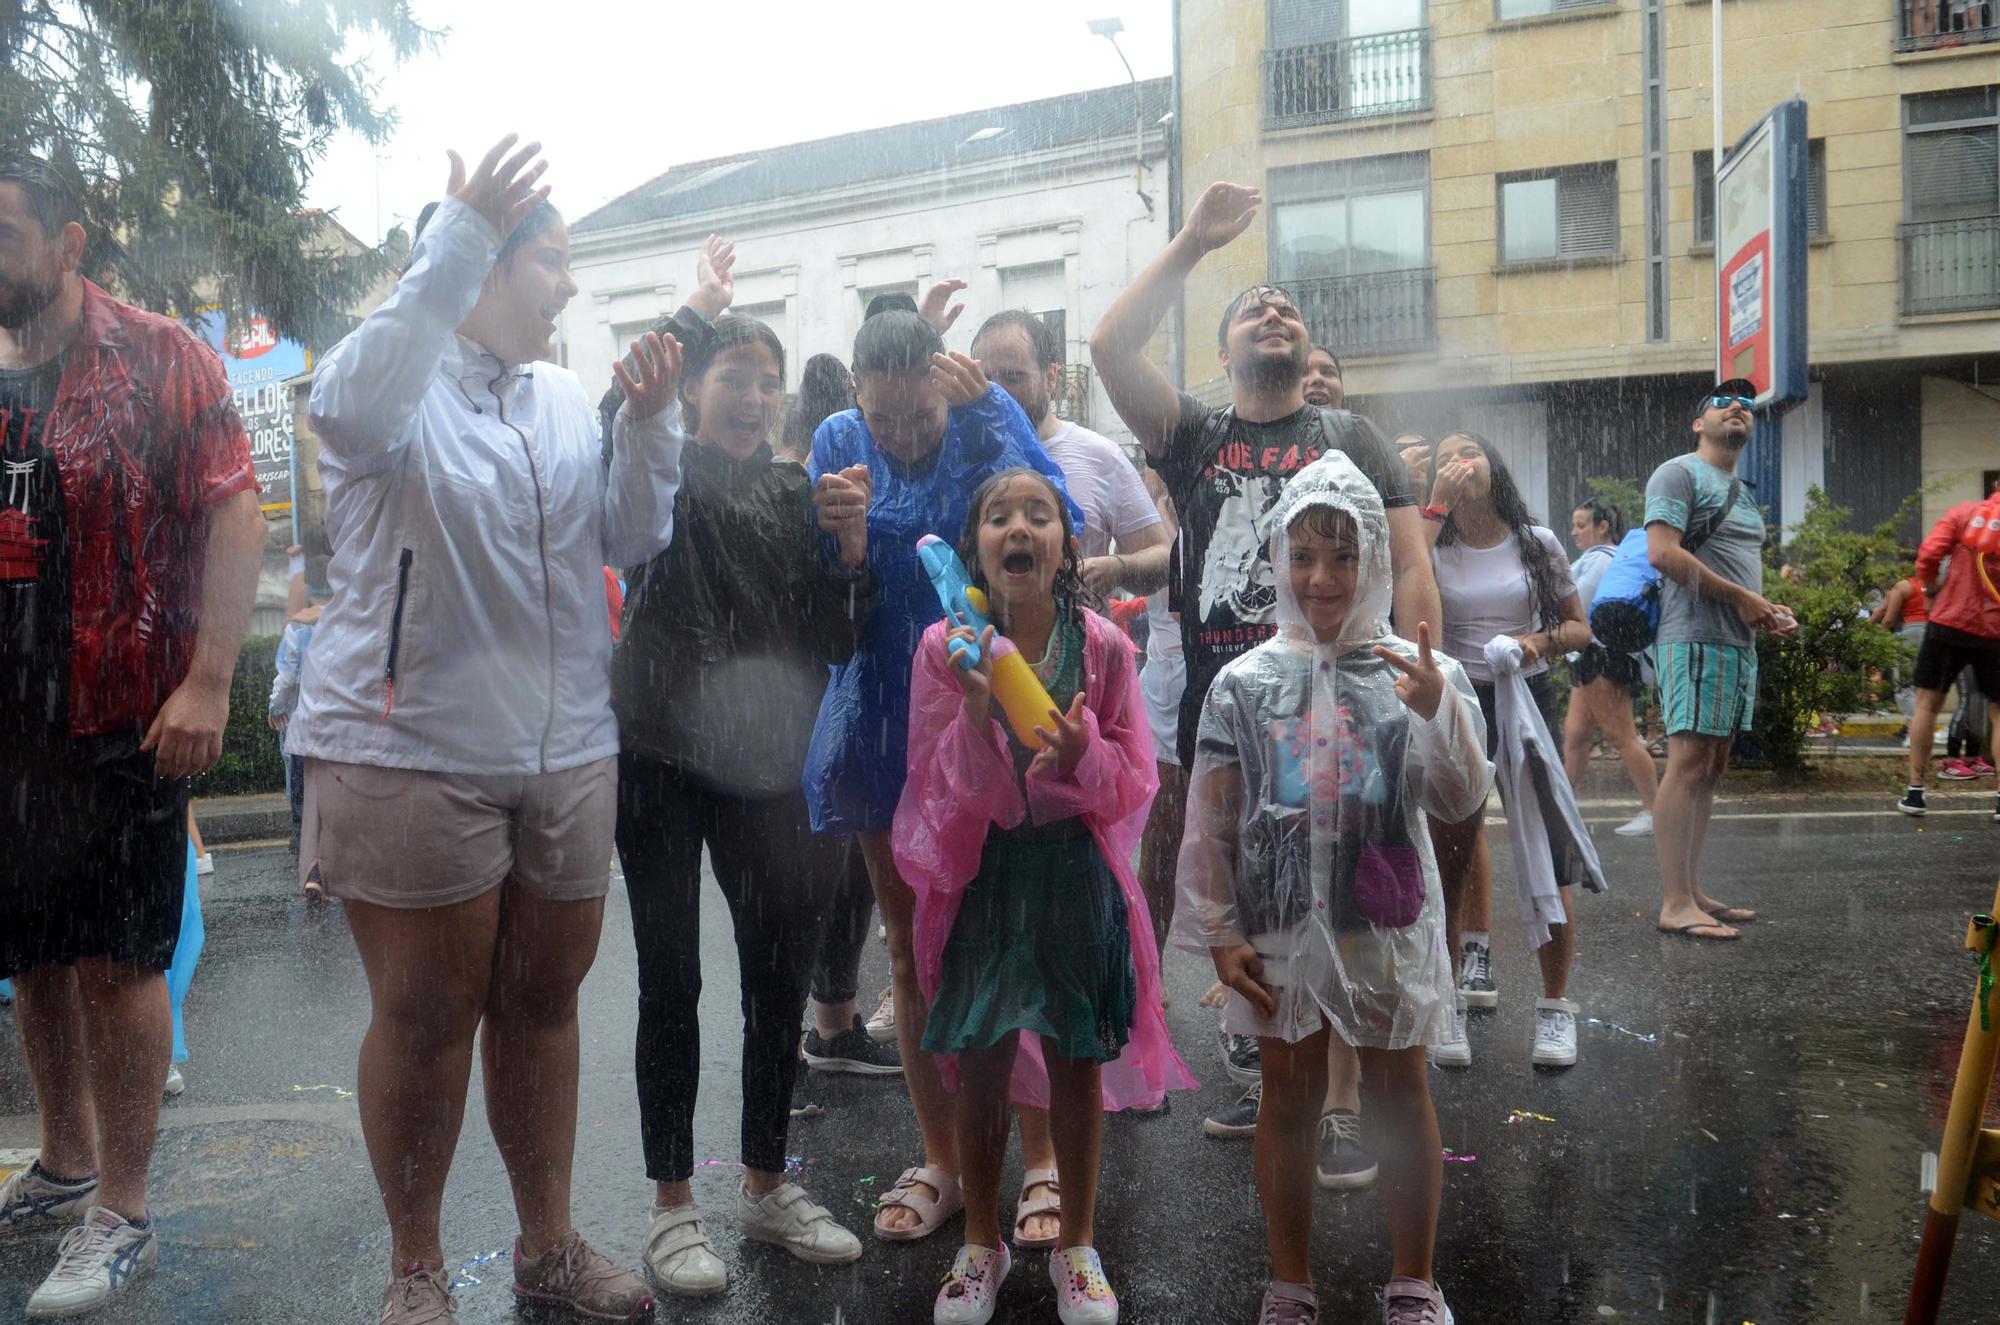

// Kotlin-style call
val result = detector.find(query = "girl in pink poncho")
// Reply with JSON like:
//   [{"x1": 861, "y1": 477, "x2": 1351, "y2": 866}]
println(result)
[{"x1": 893, "y1": 467, "x2": 1194, "y2": 1325}]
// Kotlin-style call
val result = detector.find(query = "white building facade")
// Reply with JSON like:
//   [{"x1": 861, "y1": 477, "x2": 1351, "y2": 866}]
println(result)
[{"x1": 565, "y1": 81, "x2": 1172, "y2": 447}]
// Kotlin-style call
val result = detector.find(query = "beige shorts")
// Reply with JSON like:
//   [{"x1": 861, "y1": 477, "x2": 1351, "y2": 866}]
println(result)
[{"x1": 301, "y1": 756, "x2": 617, "y2": 909}]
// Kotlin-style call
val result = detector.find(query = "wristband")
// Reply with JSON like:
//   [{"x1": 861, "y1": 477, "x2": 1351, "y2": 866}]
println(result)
[{"x1": 1421, "y1": 504, "x2": 1451, "y2": 523}]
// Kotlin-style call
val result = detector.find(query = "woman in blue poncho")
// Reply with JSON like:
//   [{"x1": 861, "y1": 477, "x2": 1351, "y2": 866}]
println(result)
[{"x1": 804, "y1": 309, "x2": 1079, "y2": 1244}]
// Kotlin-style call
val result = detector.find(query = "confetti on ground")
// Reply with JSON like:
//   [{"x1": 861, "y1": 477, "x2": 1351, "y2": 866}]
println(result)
[
  {"x1": 1699, "y1": 1128, "x2": 1720, "y2": 1143},
  {"x1": 851, "y1": 1175, "x2": 880, "y2": 1210},
  {"x1": 290, "y1": 1083, "x2": 354, "y2": 1100},
  {"x1": 449, "y1": 1249, "x2": 511, "y2": 1290},
  {"x1": 1582, "y1": 1018, "x2": 1659, "y2": 1045},
  {"x1": 1506, "y1": 1109, "x2": 1557, "y2": 1126},
  {"x1": 1442, "y1": 1149, "x2": 1478, "y2": 1163}
]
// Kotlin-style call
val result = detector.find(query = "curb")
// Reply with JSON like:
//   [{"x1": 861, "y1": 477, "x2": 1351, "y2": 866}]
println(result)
[{"x1": 194, "y1": 794, "x2": 290, "y2": 845}]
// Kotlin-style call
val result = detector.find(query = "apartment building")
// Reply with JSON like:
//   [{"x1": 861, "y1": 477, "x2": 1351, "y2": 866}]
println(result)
[{"x1": 1174, "y1": 0, "x2": 1999, "y2": 532}]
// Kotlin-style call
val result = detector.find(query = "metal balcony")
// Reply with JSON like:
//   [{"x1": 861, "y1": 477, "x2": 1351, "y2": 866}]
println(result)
[
  {"x1": 1290, "y1": 267, "x2": 1437, "y2": 357},
  {"x1": 1900, "y1": 215, "x2": 2000, "y2": 315},
  {"x1": 1896, "y1": 1, "x2": 1998, "y2": 52},
  {"x1": 1262, "y1": 30, "x2": 1432, "y2": 130},
  {"x1": 1055, "y1": 364, "x2": 1093, "y2": 430}
]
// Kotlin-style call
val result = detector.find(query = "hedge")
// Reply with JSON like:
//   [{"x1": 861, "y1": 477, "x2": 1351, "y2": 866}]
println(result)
[{"x1": 191, "y1": 633, "x2": 287, "y2": 797}]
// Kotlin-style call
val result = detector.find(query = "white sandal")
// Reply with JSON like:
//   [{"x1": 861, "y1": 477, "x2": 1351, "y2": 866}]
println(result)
[
  {"x1": 873, "y1": 1165, "x2": 964, "y2": 1243},
  {"x1": 1011, "y1": 1167, "x2": 1061, "y2": 1249}
]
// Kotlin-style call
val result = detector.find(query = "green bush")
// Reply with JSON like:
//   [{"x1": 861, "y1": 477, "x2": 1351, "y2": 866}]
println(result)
[
  {"x1": 192, "y1": 634, "x2": 287, "y2": 797},
  {"x1": 1583, "y1": 477, "x2": 1645, "y2": 533},
  {"x1": 1754, "y1": 488, "x2": 1913, "y2": 779}
]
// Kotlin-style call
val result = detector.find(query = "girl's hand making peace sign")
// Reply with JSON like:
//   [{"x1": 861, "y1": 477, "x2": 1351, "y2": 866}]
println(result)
[{"x1": 1373, "y1": 621, "x2": 1447, "y2": 722}]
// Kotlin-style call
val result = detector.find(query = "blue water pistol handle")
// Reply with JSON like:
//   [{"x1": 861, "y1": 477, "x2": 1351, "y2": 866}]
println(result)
[{"x1": 916, "y1": 535, "x2": 988, "y2": 670}]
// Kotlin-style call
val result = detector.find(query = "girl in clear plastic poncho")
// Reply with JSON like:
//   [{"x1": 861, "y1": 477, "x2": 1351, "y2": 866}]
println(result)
[
  {"x1": 1173, "y1": 452, "x2": 1490, "y2": 1325},
  {"x1": 893, "y1": 467, "x2": 1194, "y2": 1325}
]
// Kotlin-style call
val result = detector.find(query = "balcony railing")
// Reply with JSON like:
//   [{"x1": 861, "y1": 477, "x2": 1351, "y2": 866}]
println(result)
[
  {"x1": 1055, "y1": 363, "x2": 1093, "y2": 430},
  {"x1": 1901, "y1": 216, "x2": 2000, "y2": 315},
  {"x1": 1262, "y1": 30, "x2": 1432, "y2": 130},
  {"x1": 1896, "y1": 0, "x2": 1998, "y2": 52},
  {"x1": 1290, "y1": 267, "x2": 1437, "y2": 357}
]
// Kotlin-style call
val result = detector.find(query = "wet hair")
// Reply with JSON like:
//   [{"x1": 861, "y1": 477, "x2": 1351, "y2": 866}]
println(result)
[
  {"x1": 971, "y1": 309, "x2": 1063, "y2": 369},
  {"x1": 852, "y1": 310, "x2": 942, "y2": 378},
  {"x1": 1574, "y1": 498, "x2": 1624, "y2": 542},
  {"x1": 1216, "y1": 284, "x2": 1300, "y2": 348},
  {"x1": 1307, "y1": 344, "x2": 1344, "y2": 379},
  {"x1": 956, "y1": 466, "x2": 1086, "y2": 638},
  {"x1": 680, "y1": 313, "x2": 785, "y2": 436},
  {"x1": 1394, "y1": 432, "x2": 1432, "y2": 449},
  {"x1": 864, "y1": 291, "x2": 920, "y2": 320},
  {"x1": 0, "y1": 152, "x2": 80, "y2": 236},
  {"x1": 780, "y1": 353, "x2": 854, "y2": 459},
  {"x1": 1286, "y1": 503, "x2": 1358, "y2": 547},
  {"x1": 1432, "y1": 431, "x2": 1568, "y2": 634}
]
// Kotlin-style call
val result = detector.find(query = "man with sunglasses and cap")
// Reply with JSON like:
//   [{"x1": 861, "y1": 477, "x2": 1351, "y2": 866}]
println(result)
[{"x1": 1643, "y1": 378, "x2": 1796, "y2": 943}]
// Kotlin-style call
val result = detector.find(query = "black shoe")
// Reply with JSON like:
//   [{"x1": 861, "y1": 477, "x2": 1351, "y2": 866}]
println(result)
[
  {"x1": 1898, "y1": 787, "x2": 1927, "y2": 817},
  {"x1": 1457, "y1": 940, "x2": 1497, "y2": 1010},
  {"x1": 1201, "y1": 1082, "x2": 1261, "y2": 1138},
  {"x1": 1314, "y1": 1109, "x2": 1378, "y2": 1190},
  {"x1": 1218, "y1": 1026, "x2": 1262, "y2": 1086},
  {"x1": 803, "y1": 1016, "x2": 904, "y2": 1076}
]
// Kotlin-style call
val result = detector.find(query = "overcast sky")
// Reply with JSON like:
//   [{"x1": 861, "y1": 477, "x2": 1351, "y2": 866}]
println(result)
[{"x1": 302, "y1": 0, "x2": 1173, "y2": 246}]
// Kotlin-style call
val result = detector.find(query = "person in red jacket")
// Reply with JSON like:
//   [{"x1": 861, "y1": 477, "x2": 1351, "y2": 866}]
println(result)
[{"x1": 1898, "y1": 498, "x2": 2000, "y2": 820}]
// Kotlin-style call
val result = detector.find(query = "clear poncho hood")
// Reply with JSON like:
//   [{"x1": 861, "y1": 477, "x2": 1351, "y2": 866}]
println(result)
[{"x1": 1267, "y1": 451, "x2": 1395, "y2": 653}]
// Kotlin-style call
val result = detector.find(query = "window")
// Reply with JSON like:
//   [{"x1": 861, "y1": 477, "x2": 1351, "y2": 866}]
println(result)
[
  {"x1": 1694, "y1": 139, "x2": 1829, "y2": 246},
  {"x1": 1268, "y1": 154, "x2": 1436, "y2": 353},
  {"x1": 1497, "y1": 164, "x2": 1619, "y2": 263},
  {"x1": 1497, "y1": 0, "x2": 1612, "y2": 18},
  {"x1": 1903, "y1": 87, "x2": 1998, "y2": 221},
  {"x1": 1269, "y1": 0, "x2": 1423, "y2": 46}
]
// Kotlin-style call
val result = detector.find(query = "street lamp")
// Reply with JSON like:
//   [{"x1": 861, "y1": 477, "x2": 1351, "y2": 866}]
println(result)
[{"x1": 1088, "y1": 16, "x2": 1155, "y2": 218}]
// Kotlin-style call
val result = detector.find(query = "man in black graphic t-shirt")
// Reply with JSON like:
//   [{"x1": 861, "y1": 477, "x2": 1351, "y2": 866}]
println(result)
[{"x1": 1090, "y1": 181, "x2": 1436, "y2": 767}]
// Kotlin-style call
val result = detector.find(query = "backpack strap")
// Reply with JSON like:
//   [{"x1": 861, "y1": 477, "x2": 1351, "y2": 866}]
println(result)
[{"x1": 1682, "y1": 475, "x2": 1743, "y2": 556}]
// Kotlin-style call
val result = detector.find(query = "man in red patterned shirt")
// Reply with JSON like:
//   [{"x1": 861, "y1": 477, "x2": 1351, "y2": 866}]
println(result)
[{"x1": 0, "y1": 152, "x2": 266, "y2": 1318}]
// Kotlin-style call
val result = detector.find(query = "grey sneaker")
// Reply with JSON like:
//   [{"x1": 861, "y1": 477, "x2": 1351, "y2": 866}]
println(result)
[
  {"x1": 511, "y1": 1231, "x2": 653, "y2": 1321},
  {"x1": 1456, "y1": 940, "x2": 1496, "y2": 1009},
  {"x1": 1382, "y1": 1276, "x2": 1454, "y2": 1325},
  {"x1": 1201, "y1": 1081, "x2": 1262, "y2": 1138},
  {"x1": 1315, "y1": 1109, "x2": 1378, "y2": 1190},
  {"x1": 803, "y1": 1016, "x2": 904, "y2": 1076},
  {"x1": 1259, "y1": 1280, "x2": 1320, "y2": 1325},
  {"x1": 378, "y1": 1260, "x2": 457, "y2": 1324},
  {"x1": 736, "y1": 1181, "x2": 862, "y2": 1264},
  {"x1": 25, "y1": 1205, "x2": 159, "y2": 1318},
  {"x1": 0, "y1": 1161, "x2": 98, "y2": 1235},
  {"x1": 1219, "y1": 1026, "x2": 1263, "y2": 1085}
]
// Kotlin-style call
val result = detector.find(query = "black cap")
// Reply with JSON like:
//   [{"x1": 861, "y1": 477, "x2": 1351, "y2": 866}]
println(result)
[{"x1": 1693, "y1": 377, "x2": 1758, "y2": 420}]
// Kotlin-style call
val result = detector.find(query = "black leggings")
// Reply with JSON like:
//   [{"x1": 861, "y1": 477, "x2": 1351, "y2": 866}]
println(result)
[
  {"x1": 617, "y1": 752, "x2": 840, "y2": 1182},
  {"x1": 809, "y1": 840, "x2": 875, "y2": 1006}
]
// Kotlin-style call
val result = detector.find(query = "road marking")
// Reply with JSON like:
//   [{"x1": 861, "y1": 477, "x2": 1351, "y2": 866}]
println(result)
[{"x1": 1578, "y1": 808, "x2": 1995, "y2": 825}]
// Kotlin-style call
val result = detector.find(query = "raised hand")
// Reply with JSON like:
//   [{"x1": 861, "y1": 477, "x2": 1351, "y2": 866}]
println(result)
[
  {"x1": 1181, "y1": 181, "x2": 1262, "y2": 255},
  {"x1": 1427, "y1": 457, "x2": 1476, "y2": 512},
  {"x1": 689, "y1": 234, "x2": 737, "y2": 320},
  {"x1": 1374, "y1": 621, "x2": 1447, "y2": 722},
  {"x1": 1030, "y1": 692, "x2": 1093, "y2": 777},
  {"x1": 919, "y1": 278, "x2": 969, "y2": 335},
  {"x1": 813, "y1": 463, "x2": 872, "y2": 567},
  {"x1": 446, "y1": 134, "x2": 550, "y2": 241},
  {"x1": 930, "y1": 351, "x2": 989, "y2": 407},
  {"x1": 613, "y1": 331, "x2": 683, "y2": 420}
]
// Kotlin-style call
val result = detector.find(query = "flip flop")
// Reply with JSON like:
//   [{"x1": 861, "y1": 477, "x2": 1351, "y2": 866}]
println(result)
[
  {"x1": 873, "y1": 1165, "x2": 963, "y2": 1243},
  {"x1": 1657, "y1": 922, "x2": 1739, "y2": 942},
  {"x1": 1012, "y1": 1167, "x2": 1061, "y2": 1249}
]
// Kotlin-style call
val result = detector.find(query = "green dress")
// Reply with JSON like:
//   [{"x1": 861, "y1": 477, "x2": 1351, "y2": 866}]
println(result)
[{"x1": 921, "y1": 613, "x2": 1139, "y2": 1064}]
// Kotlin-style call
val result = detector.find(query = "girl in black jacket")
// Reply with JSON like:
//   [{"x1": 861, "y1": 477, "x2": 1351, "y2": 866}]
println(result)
[{"x1": 606, "y1": 270, "x2": 880, "y2": 1297}]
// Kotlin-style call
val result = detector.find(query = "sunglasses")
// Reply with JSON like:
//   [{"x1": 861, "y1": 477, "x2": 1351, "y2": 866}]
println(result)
[{"x1": 1710, "y1": 394, "x2": 1755, "y2": 410}]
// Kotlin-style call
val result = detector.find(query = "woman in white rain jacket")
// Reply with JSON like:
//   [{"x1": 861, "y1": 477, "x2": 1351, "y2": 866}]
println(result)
[{"x1": 287, "y1": 137, "x2": 684, "y2": 1324}]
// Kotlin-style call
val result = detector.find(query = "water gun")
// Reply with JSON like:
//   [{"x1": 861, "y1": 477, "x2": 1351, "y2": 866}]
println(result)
[{"x1": 916, "y1": 534, "x2": 1057, "y2": 750}]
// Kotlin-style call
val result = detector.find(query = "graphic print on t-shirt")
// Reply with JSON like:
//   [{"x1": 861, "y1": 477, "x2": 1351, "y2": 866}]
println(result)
[
  {"x1": 1, "y1": 384, "x2": 56, "y2": 582},
  {"x1": 1191, "y1": 440, "x2": 1322, "y2": 646}
]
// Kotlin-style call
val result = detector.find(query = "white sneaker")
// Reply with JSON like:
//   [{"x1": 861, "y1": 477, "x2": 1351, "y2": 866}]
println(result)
[
  {"x1": 1614, "y1": 810, "x2": 1654, "y2": 837},
  {"x1": 864, "y1": 985, "x2": 896, "y2": 1042},
  {"x1": 0, "y1": 1162, "x2": 98, "y2": 1235},
  {"x1": 194, "y1": 852, "x2": 214, "y2": 877},
  {"x1": 642, "y1": 1203, "x2": 726, "y2": 1297},
  {"x1": 1382, "y1": 1275, "x2": 1455, "y2": 1325},
  {"x1": 163, "y1": 1064, "x2": 184, "y2": 1098},
  {"x1": 1430, "y1": 1000, "x2": 1472, "y2": 1069},
  {"x1": 25, "y1": 1205, "x2": 158, "y2": 1317},
  {"x1": 735, "y1": 1181, "x2": 862, "y2": 1265},
  {"x1": 1532, "y1": 997, "x2": 1579, "y2": 1069}
]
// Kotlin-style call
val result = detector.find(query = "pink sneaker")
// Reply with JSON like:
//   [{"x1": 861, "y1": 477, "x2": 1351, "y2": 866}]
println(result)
[
  {"x1": 1968, "y1": 757, "x2": 1997, "y2": 778},
  {"x1": 1049, "y1": 1245, "x2": 1119, "y2": 1324},
  {"x1": 1939, "y1": 757, "x2": 1977, "y2": 781},
  {"x1": 934, "y1": 1243, "x2": 1010, "y2": 1325}
]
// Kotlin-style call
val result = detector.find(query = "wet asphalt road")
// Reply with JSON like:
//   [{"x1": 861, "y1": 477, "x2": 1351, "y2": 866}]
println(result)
[{"x1": 2, "y1": 782, "x2": 1999, "y2": 1324}]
